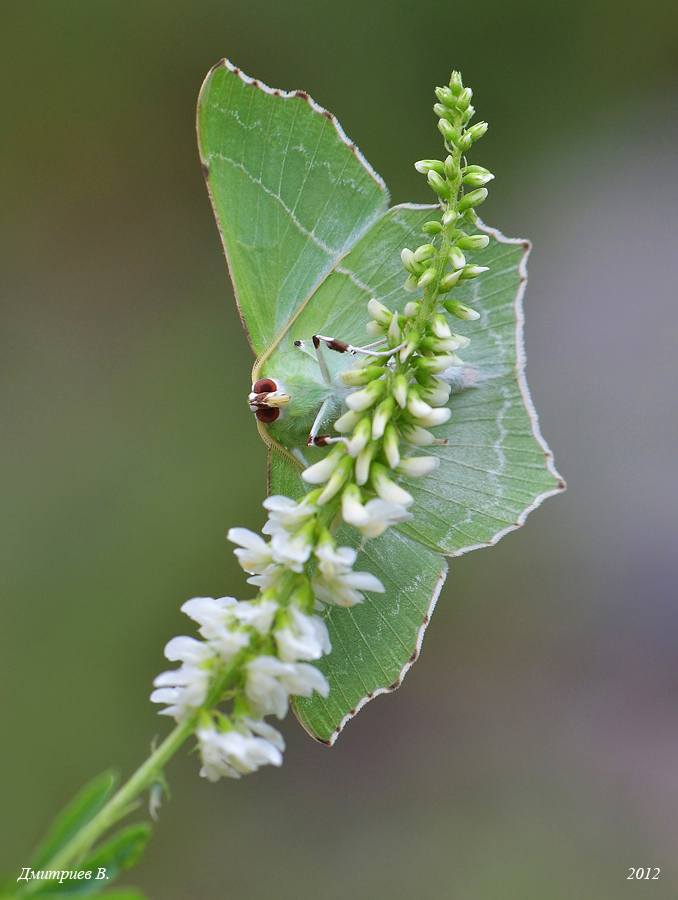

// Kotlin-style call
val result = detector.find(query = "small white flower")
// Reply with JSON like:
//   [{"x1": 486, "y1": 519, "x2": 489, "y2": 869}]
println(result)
[
  {"x1": 231, "y1": 598, "x2": 279, "y2": 635},
  {"x1": 240, "y1": 716, "x2": 286, "y2": 753},
  {"x1": 270, "y1": 528, "x2": 314, "y2": 572},
  {"x1": 197, "y1": 726, "x2": 283, "y2": 782},
  {"x1": 227, "y1": 528, "x2": 273, "y2": 574},
  {"x1": 151, "y1": 660, "x2": 212, "y2": 721},
  {"x1": 275, "y1": 603, "x2": 331, "y2": 662},
  {"x1": 262, "y1": 495, "x2": 317, "y2": 534},
  {"x1": 314, "y1": 541, "x2": 356, "y2": 580},
  {"x1": 163, "y1": 635, "x2": 214, "y2": 666},
  {"x1": 180, "y1": 596, "x2": 251, "y2": 660},
  {"x1": 357, "y1": 499, "x2": 413, "y2": 539},
  {"x1": 245, "y1": 656, "x2": 329, "y2": 719},
  {"x1": 247, "y1": 562, "x2": 285, "y2": 591},
  {"x1": 400, "y1": 423, "x2": 436, "y2": 446},
  {"x1": 312, "y1": 568, "x2": 385, "y2": 608}
]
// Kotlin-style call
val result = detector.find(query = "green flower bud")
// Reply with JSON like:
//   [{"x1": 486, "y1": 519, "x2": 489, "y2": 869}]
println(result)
[
  {"x1": 367, "y1": 297, "x2": 393, "y2": 325},
  {"x1": 459, "y1": 265, "x2": 490, "y2": 280},
  {"x1": 403, "y1": 274, "x2": 420, "y2": 292},
  {"x1": 431, "y1": 314, "x2": 452, "y2": 339},
  {"x1": 439, "y1": 269, "x2": 463, "y2": 292},
  {"x1": 448, "y1": 72, "x2": 463, "y2": 96},
  {"x1": 442, "y1": 299, "x2": 481, "y2": 321},
  {"x1": 457, "y1": 87, "x2": 473, "y2": 110},
  {"x1": 340, "y1": 364, "x2": 385, "y2": 387},
  {"x1": 399, "y1": 329, "x2": 420, "y2": 363},
  {"x1": 463, "y1": 208, "x2": 479, "y2": 225},
  {"x1": 372, "y1": 396, "x2": 395, "y2": 440},
  {"x1": 422, "y1": 220, "x2": 443, "y2": 235},
  {"x1": 456, "y1": 234, "x2": 490, "y2": 250},
  {"x1": 403, "y1": 301, "x2": 420, "y2": 318},
  {"x1": 400, "y1": 422, "x2": 436, "y2": 446},
  {"x1": 400, "y1": 247, "x2": 423, "y2": 275},
  {"x1": 347, "y1": 417, "x2": 373, "y2": 457},
  {"x1": 414, "y1": 243, "x2": 436, "y2": 263},
  {"x1": 392, "y1": 373, "x2": 409, "y2": 409},
  {"x1": 318, "y1": 456, "x2": 353, "y2": 505},
  {"x1": 345, "y1": 378, "x2": 385, "y2": 412},
  {"x1": 437, "y1": 118, "x2": 457, "y2": 143},
  {"x1": 467, "y1": 121, "x2": 488, "y2": 141},
  {"x1": 383, "y1": 424, "x2": 401, "y2": 470},
  {"x1": 365, "y1": 319, "x2": 387, "y2": 337},
  {"x1": 427, "y1": 169, "x2": 451, "y2": 199},
  {"x1": 417, "y1": 268, "x2": 436, "y2": 289},
  {"x1": 443, "y1": 155, "x2": 457, "y2": 180},
  {"x1": 458, "y1": 188, "x2": 488, "y2": 211},
  {"x1": 412, "y1": 354, "x2": 460, "y2": 374},
  {"x1": 414, "y1": 159, "x2": 445, "y2": 175},
  {"x1": 462, "y1": 171, "x2": 494, "y2": 188},
  {"x1": 387, "y1": 311, "x2": 402, "y2": 347},
  {"x1": 459, "y1": 132, "x2": 474, "y2": 152},
  {"x1": 435, "y1": 85, "x2": 456, "y2": 108},
  {"x1": 433, "y1": 103, "x2": 455, "y2": 121},
  {"x1": 449, "y1": 247, "x2": 466, "y2": 270}
]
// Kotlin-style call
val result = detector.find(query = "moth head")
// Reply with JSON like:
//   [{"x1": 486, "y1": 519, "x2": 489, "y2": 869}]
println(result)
[{"x1": 248, "y1": 377, "x2": 291, "y2": 423}]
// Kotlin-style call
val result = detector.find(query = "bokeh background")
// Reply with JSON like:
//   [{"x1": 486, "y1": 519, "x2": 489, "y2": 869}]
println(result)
[{"x1": 2, "y1": 2, "x2": 678, "y2": 898}]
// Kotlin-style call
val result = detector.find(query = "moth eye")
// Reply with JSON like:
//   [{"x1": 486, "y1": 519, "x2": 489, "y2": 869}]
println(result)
[
  {"x1": 253, "y1": 378, "x2": 277, "y2": 394},
  {"x1": 255, "y1": 407, "x2": 280, "y2": 424}
]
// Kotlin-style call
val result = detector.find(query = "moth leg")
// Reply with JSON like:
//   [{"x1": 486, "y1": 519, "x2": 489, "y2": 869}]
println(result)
[
  {"x1": 306, "y1": 397, "x2": 348, "y2": 448},
  {"x1": 311, "y1": 334, "x2": 408, "y2": 358}
]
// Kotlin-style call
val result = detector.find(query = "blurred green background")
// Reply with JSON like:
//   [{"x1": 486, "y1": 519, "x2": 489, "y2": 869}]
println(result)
[{"x1": 2, "y1": 2, "x2": 678, "y2": 898}]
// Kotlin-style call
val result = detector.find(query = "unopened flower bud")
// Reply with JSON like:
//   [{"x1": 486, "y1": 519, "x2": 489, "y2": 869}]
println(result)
[
  {"x1": 392, "y1": 374, "x2": 409, "y2": 409},
  {"x1": 460, "y1": 265, "x2": 490, "y2": 280},
  {"x1": 397, "y1": 456, "x2": 440, "y2": 478},
  {"x1": 448, "y1": 72, "x2": 463, "y2": 96},
  {"x1": 459, "y1": 132, "x2": 474, "y2": 152},
  {"x1": 437, "y1": 118, "x2": 457, "y2": 143},
  {"x1": 302, "y1": 447, "x2": 346, "y2": 484},
  {"x1": 458, "y1": 188, "x2": 488, "y2": 211},
  {"x1": 442, "y1": 299, "x2": 481, "y2": 321},
  {"x1": 414, "y1": 159, "x2": 445, "y2": 175},
  {"x1": 456, "y1": 234, "x2": 490, "y2": 250},
  {"x1": 400, "y1": 248, "x2": 423, "y2": 276},
  {"x1": 383, "y1": 424, "x2": 401, "y2": 469},
  {"x1": 355, "y1": 443, "x2": 376, "y2": 486},
  {"x1": 431, "y1": 314, "x2": 452, "y2": 339},
  {"x1": 399, "y1": 329, "x2": 420, "y2": 363},
  {"x1": 420, "y1": 377, "x2": 452, "y2": 407},
  {"x1": 387, "y1": 312, "x2": 402, "y2": 347},
  {"x1": 403, "y1": 274, "x2": 420, "y2": 292},
  {"x1": 422, "y1": 220, "x2": 443, "y2": 235},
  {"x1": 371, "y1": 463, "x2": 414, "y2": 508},
  {"x1": 462, "y1": 166, "x2": 494, "y2": 187},
  {"x1": 413, "y1": 355, "x2": 459, "y2": 375},
  {"x1": 449, "y1": 247, "x2": 466, "y2": 270},
  {"x1": 347, "y1": 417, "x2": 372, "y2": 457},
  {"x1": 407, "y1": 389, "x2": 435, "y2": 419},
  {"x1": 400, "y1": 423, "x2": 435, "y2": 446},
  {"x1": 345, "y1": 378, "x2": 385, "y2": 412},
  {"x1": 467, "y1": 121, "x2": 488, "y2": 141},
  {"x1": 367, "y1": 297, "x2": 393, "y2": 325},
  {"x1": 433, "y1": 102, "x2": 452, "y2": 120},
  {"x1": 403, "y1": 301, "x2": 420, "y2": 318},
  {"x1": 427, "y1": 170, "x2": 451, "y2": 199},
  {"x1": 435, "y1": 85, "x2": 456, "y2": 107},
  {"x1": 372, "y1": 396, "x2": 395, "y2": 440},
  {"x1": 439, "y1": 270, "x2": 463, "y2": 293},
  {"x1": 407, "y1": 406, "x2": 452, "y2": 428},
  {"x1": 365, "y1": 319, "x2": 387, "y2": 336},
  {"x1": 457, "y1": 87, "x2": 473, "y2": 110},
  {"x1": 334, "y1": 408, "x2": 363, "y2": 433},
  {"x1": 318, "y1": 456, "x2": 353, "y2": 505},
  {"x1": 417, "y1": 268, "x2": 436, "y2": 289},
  {"x1": 414, "y1": 243, "x2": 436, "y2": 263},
  {"x1": 463, "y1": 208, "x2": 479, "y2": 225},
  {"x1": 444, "y1": 155, "x2": 457, "y2": 180},
  {"x1": 340, "y1": 364, "x2": 384, "y2": 387},
  {"x1": 341, "y1": 484, "x2": 370, "y2": 528}
]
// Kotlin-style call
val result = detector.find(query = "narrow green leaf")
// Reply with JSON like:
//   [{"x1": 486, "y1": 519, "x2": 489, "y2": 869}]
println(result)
[{"x1": 31, "y1": 772, "x2": 118, "y2": 870}]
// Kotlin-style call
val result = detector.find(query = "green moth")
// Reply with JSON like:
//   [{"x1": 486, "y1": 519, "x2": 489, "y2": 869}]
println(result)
[{"x1": 197, "y1": 60, "x2": 564, "y2": 743}]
